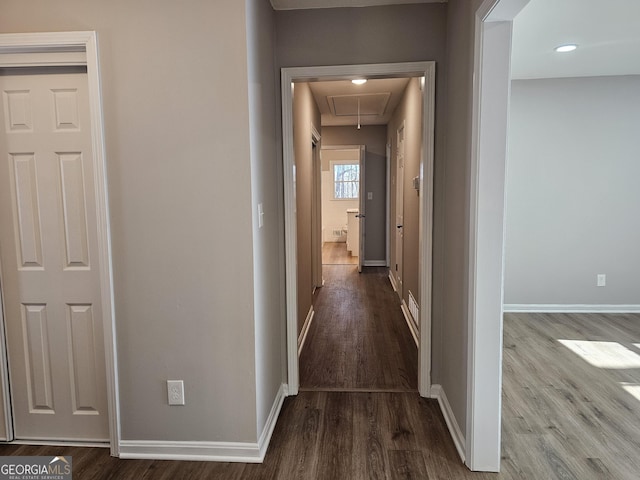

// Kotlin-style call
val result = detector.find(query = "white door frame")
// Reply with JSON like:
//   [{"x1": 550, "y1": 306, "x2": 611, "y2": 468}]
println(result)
[
  {"x1": 466, "y1": 0, "x2": 528, "y2": 471},
  {"x1": 311, "y1": 126, "x2": 322, "y2": 290},
  {"x1": 320, "y1": 144, "x2": 364, "y2": 273},
  {"x1": 357, "y1": 145, "x2": 365, "y2": 273},
  {"x1": 0, "y1": 31, "x2": 119, "y2": 455},
  {"x1": 281, "y1": 62, "x2": 435, "y2": 397},
  {"x1": 394, "y1": 120, "x2": 405, "y2": 301}
]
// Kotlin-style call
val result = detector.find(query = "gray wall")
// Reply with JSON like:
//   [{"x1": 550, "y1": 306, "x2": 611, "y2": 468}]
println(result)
[
  {"x1": 439, "y1": 0, "x2": 485, "y2": 440},
  {"x1": 505, "y1": 76, "x2": 640, "y2": 306},
  {"x1": 322, "y1": 125, "x2": 388, "y2": 262},
  {"x1": 0, "y1": 0, "x2": 262, "y2": 443},
  {"x1": 245, "y1": 0, "x2": 284, "y2": 438},
  {"x1": 293, "y1": 82, "x2": 321, "y2": 334},
  {"x1": 275, "y1": 4, "x2": 447, "y2": 68},
  {"x1": 389, "y1": 78, "x2": 422, "y2": 310}
]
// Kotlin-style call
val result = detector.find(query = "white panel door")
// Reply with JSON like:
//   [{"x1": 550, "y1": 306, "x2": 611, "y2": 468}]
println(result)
[
  {"x1": 395, "y1": 123, "x2": 405, "y2": 300},
  {"x1": 0, "y1": 71, "x2": 109, "y2": 441}
]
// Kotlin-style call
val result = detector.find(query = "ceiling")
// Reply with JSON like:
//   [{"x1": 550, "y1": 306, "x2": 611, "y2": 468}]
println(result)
[
  {"x1": 287, "y1": 0, "x2": 640, "y2": 126},
  {"x1": 308, "y1": 78, "x2": 411, "y2": 126},
  {"x1": 271, "y1": 0, "x2": 445, "y2": 10},
  {"x1": 511, "y1": 0, "x2": 640, "y2": 79}
]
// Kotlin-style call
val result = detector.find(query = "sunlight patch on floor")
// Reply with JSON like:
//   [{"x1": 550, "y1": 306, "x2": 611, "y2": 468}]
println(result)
[
  {"x1": 620, "y1": 382, "x2": 640, "y2": 402},
  {"x1": 558, "y1": 339, "x2": 640, "y2": 369}
]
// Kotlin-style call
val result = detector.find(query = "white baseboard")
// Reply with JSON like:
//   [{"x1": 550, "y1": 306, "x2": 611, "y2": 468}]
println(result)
[
  {"x1": 119, "y1": 383, "x2": 287, "y2": 463},
  {"x1": 430, "y1": 384, "x2": 465, "y2": 463},
  {"x1": 298, "y1": 306, "x2": 314, "y2": 356},
  {"x1": 256, "y1": 383, "x2": 287, "y2": 460},
  {"x1": 388, "y1": 272, "x2": 398, "y2": 292},
  {"x1": 400, "y1": 300, "x2": 419, "y2": 347},
  {"x1": 504, "y1": 304, "x2": 640, "y2": 313},
  {"x1": 364, "y1": 260, "x2": 386, "y2": 267}
]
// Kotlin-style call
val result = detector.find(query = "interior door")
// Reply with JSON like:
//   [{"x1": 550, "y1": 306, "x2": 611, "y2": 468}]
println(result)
[
  {"x1": 395, "y1": 123, "x2": 405, "y2": 300},
  {"x1": 0, "y1": 70, "x2": 109, "y2": 441},
  {"x1": 357, "y1": 146, "x2": 365, "y2": 273}
]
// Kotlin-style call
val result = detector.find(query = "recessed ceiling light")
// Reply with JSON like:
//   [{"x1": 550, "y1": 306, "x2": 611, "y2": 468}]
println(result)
[
  {"x1": 351, "y1": 79, "x2": 367, "y2": 85},
  {"x1": 555, "y1": 44, "x2": 578, "y2": 53}
]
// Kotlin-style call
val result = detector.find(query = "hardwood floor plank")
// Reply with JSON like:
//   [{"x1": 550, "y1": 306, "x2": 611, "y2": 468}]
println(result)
[
  {"x1": 388, "y1": 450, "x2": 429, "y2": 480},
  {"x1": 300, "y1": 265, "x2": 417, "y2": 391},
  {"x1": 322, "y1": 242, "x2": 358, "y2": 265},
  {"x1": 1, "y1": 313, "x2": 639, "y2": 479},
  {"x1": 353, "y1": 393, "x2": 389, "y2": 480},
  {"x1": 502, "y1": 312, "x2": 640, "y2": 480},
  {"x1": 315, "y1": 392, "x2": 354, "y2": 479},
  {"x1": 263, "y1": 394, "x2": 321, "y2": 480}
]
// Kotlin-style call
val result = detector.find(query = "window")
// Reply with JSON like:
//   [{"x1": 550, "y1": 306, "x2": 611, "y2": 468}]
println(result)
[{"x1": 332, "y1": 162, "x2": 360, "y2": 200}]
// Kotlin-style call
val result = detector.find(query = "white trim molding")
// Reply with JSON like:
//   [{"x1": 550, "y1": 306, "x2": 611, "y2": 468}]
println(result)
[
  {"x1": 298, "y1": 307, "x2": 315, "y2": 356},
  {"x1": 388, "y1": 272, "x2": 398, "y2": 292},
  {"x1": 281, "y1": 62, "x2": 436, "y2": 397},
  {"x1": 257, "y1": 383, "x2": 287, "y2": 460},
  {"x1": 466, "y1": 0, "x2": 530, "y2": 471},
  {"x1": 431, "y1": 385, "x2": 466, "y2": 463},
  {"x1": 504, "y1": 304, "x2": 640, "y2": 313},
  {"x1": 0, "y1": 31, "x2": 119, "y2": 456},
  {"x1": 120, "y1": 384, "x2": 286, "y2": 463},
  {"x1": 363, "y1": 260, "x2": 387, "y2": 267},
  {"x1": 400, "y1": 301, "x2": 419, "y2": 347}
]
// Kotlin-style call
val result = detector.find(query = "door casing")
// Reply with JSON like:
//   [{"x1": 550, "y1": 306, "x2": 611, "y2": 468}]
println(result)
[
  {"x1": 281, "y1": 62, "x2": 436, "y2": 397},
  {"x1": 357, "y1": 145, "x2": 365, "y2": 274},
  {"x1": 311, "y1": 126, "x2": 322, "y2": 290},
  {"x1": 394, "y1": 121, "x2": 405, "y2": 300},
  {"x1": 466, "y1": 0, "x2": 529, "y2": 471},
  {"x1": 0, "y1": 31, "x2": 119, "y2": 455}
]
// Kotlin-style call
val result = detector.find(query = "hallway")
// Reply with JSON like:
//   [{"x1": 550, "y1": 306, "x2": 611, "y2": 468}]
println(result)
[{"x1": 299, "y1": 247, "x2": 417, "y2": 392}]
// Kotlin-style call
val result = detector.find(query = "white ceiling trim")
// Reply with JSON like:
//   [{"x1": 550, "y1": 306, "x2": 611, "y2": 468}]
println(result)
[{"x1": 270, "y1": 0, "x2": 446, "y2": 10}]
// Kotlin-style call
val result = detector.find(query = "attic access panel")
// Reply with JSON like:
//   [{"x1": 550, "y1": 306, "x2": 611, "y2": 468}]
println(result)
[{"x1": 328, "y1": 92, "x2": 391, "y2": 117}]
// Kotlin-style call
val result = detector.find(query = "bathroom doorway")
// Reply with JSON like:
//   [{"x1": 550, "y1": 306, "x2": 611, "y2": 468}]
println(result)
[{"x1": 319, "y1": 146, "x2": 364, "y2": 272}]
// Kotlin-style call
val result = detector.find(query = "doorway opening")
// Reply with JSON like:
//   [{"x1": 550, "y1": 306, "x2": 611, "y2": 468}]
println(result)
[{"x1": 281, "y1": 62, "x2": 435, "y2": 398}]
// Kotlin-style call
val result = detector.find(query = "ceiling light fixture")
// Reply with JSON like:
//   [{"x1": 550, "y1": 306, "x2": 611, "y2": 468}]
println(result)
[
  {"x1": 555, "y1": 44, "x2": 578, "y2": 53},
  {"x1": 352, "y1": 79, "x2": 367, "y2": 85}
]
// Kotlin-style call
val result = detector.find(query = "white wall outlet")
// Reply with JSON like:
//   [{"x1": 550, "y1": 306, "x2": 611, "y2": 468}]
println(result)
[
  {"x1": 167, "y1": 380, "x2": 185, "y2": 405},
  {"x1": 597, "y1": 274, "x2": 606, "y2": 287}
]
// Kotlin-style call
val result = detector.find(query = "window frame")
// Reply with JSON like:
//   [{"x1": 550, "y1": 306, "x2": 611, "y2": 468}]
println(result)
[{"x1": 330, "y1": 160, "x2": 360, "y2": 201}]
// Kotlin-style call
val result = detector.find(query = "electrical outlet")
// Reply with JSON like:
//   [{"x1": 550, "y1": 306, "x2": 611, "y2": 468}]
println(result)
[
  {"x1": 597, "y1": 274, "x2": 606, "y2": 287},
  {"x1": 167, "y1": 380, "x2": 185, "y2": 405}
]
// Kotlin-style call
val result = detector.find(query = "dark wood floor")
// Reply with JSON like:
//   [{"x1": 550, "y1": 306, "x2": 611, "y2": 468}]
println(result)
[
  {"x1": 0, "y1": 392, "x2": 493, "y2": 479},
  {"x1": 322, "y1": 241, "x2": 358, "y2": 265},
  {"x1": 299, "y1": 264, "x2": 417, "y2": 391},
  {"x1": 1, "y1": 312, "x2": 639, "y2": 479}
]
